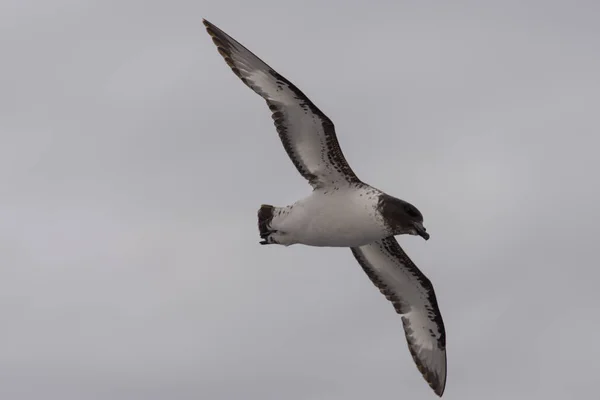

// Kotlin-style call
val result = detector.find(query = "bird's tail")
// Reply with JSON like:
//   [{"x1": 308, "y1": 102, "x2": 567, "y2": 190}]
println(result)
[{"x1": 257, "y1": 204, "x2": 275, "y2": 242}]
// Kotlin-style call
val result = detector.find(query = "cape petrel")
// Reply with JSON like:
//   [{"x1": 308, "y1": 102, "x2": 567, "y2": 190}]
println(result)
[{"x1": 203, "y1": 19, "x2": 447, "y2": 397}]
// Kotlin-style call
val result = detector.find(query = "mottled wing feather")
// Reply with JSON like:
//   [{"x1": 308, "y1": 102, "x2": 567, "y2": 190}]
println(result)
[
  {"x1": 203, "y1": 19, "x2": 360, "y2": 189},
  {"x1": 351, "y1": 237, "x2": 447, "y2": 397}
]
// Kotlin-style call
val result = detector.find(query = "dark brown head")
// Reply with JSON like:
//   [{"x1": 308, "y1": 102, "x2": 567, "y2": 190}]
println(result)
[{"x1": 378, "y1": 194, "x2": 429, "y2": 240}]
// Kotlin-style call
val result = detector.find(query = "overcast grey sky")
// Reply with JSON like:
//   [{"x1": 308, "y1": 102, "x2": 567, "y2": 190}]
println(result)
[{"x1": 1, "y1": 0, "x2": 599, "y2": 399}]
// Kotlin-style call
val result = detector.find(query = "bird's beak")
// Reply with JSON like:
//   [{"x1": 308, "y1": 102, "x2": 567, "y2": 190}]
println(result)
[{"x1": 413, "y1": 222, "x2": 430, "y2": 241}]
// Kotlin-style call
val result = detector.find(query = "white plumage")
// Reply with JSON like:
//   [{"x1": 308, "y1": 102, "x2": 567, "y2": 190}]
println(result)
[{"x1": 268, "y1": 186, "x2": 389, "y2": 247}]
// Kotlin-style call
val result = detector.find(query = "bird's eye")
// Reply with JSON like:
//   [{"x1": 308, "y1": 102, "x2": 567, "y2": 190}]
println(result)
[{"x1": 404, "y1": 205, "x2": 420, "y2": 218}]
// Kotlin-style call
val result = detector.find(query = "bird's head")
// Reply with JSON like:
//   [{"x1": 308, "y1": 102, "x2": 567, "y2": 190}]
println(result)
[{"x1": 378, "y1": 195, "x2": 429, "y2": 240}]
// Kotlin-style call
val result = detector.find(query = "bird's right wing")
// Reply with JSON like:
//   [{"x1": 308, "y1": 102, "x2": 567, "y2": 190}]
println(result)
[
  {"x1": 351, "y1": 237, "x2": 447, "y2": 397},
  {"x1": 203, "y1": 19, "x2": 361, "y2": 189}
]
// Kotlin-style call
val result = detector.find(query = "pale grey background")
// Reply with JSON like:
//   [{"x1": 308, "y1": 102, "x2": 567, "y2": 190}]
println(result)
[{"x1": 1, "y1": 1, "x2": 599, "y2": 399}]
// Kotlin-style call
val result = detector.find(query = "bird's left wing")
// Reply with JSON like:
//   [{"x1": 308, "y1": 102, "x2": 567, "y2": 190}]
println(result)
[{"x1": 351, "y1": 237, "x2": 447, "y2": 397}]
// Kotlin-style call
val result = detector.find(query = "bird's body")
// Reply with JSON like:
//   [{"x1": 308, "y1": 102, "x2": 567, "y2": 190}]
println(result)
[
  {"x1": 260, "y1": 183, "x2": 390, "y2": 247},
  {"x1": 203, "y1": 19, "x2": 448, "y2": 397}
]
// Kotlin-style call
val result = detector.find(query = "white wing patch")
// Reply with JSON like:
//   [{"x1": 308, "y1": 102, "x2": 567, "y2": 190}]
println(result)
[
  {"x1": 351, "y1": 237, "x2": 447, "y2": 397},
  {"x1": 203, "y1": 19, "x2": 361, "y2": 189}
]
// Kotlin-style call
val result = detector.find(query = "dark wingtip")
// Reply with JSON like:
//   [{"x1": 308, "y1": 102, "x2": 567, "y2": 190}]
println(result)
[
  {"x1": 202, "y1": 19, "x2": 219, "y2": 35},
  {"x1": 432, "y1": 365, "x2": 447, "y2": 397},
  {"x1": 434, "y1": 383, "x2": 445, "y2": 397}
]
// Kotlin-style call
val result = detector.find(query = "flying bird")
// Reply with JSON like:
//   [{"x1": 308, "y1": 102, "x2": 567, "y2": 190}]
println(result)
[{"x1": 203, "y1": 19, "x2": 447, "y2": 397}]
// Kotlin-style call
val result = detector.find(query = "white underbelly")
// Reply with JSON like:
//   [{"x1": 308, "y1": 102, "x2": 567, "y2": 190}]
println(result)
[{"x1": 280, "y1": 189, "x2": 388, "y2": 247}]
